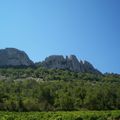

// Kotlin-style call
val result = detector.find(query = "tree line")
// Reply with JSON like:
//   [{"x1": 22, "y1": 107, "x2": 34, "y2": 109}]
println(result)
[{"x1": 0, "y1": 67, "x2": 120, "y2": 111}]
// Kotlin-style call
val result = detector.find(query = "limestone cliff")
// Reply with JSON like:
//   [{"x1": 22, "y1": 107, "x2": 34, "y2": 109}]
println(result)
[
  {"x1": 40, "y1": 55, "x2": 101, "y2": 74},
  {"x1": 0, "y1": 48, "x2": 33, "y2": 67}
]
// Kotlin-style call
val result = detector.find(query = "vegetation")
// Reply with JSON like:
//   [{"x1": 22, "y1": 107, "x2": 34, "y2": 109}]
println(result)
[
  {"x1": 0, "y1": 110, "x2": 120, "y2": 120},
  {"x1": 0, "y1": 67, "x2": 120, "y2": 111}
]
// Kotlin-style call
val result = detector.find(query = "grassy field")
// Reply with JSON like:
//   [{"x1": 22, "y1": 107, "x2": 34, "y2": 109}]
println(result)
[{"x1": 0, "y1": 110, "x2": 120, "y2": 120}]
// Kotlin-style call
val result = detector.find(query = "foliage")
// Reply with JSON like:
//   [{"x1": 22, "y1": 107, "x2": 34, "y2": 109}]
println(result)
[
  {"x1": 0, "y1": 67, "x2": 120, "y2": 111},
  {"x1": 0, "y1": 111, "x2": 120, "y2": 120}
]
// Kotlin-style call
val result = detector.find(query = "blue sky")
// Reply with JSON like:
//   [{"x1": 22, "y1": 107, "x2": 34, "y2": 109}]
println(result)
[{"x1": 0, "y1": 0, "x2": 120, "y2": 73}]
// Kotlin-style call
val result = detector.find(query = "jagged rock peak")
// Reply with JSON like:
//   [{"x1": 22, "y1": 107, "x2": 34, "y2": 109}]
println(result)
[
  {"x1": 45, "y1": 55, "x2": 65, "y2": 61},
  {"x1": 68, "y1": 55, "x2": 77, "y2": 60},
  {"x1": 0, "y1": 48, "x2": 34, "y2": 67},
  {"x1": 42, "y1": 55, "x2": 66, "y2": 69},
  {"x1": 41, "y1": 54, "x2": 101, "y2": 74}
]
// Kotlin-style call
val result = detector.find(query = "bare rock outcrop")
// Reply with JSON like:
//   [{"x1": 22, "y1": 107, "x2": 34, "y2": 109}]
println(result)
[
  {"x1": 0, "y1": 48, "x2": 33, "y2": 67},
  {"x1": 41, "y1": 55, "x2": 101, "y2": 74},
  {"x1": 0, "y1": 48, "x2": 101, "y2": 74}
]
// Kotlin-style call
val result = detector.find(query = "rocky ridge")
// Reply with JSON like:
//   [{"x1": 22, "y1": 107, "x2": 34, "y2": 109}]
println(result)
[
  {"x1": 0, "y1": 48, "x2": 33, "y2": 67},
  {"x1": 40, "y1": 55, "x2": 101, "y2": 74},
  {"x1": 0, "y1": 48, "x2": 101, "y2": 74}
]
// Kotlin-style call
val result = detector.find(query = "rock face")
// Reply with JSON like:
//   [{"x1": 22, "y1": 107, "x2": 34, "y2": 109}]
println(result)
[
  {"x1": 0, "y1": 48, "x2": 33, "y2": 67},
  {"x1": 41, "y1": 55, "x2": 101, "y2": 74},
  {"x1": 0, "y1": 48, "x2": 101, "y2": 74}
]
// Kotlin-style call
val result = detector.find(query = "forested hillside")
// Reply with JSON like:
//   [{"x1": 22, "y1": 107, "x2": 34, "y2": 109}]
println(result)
[{"x1": 0, "y1": 67, "x2": 120, "y2": 111}]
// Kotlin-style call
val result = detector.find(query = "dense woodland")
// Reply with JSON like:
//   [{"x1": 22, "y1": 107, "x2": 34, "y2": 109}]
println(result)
[{"x1": 0, "y1": 67, "x2": 120, "y2": 111}]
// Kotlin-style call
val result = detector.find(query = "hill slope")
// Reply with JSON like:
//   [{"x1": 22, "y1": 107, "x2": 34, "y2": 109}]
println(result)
[
  {"x1": 0, "y1": 48, "x2": 100, "y2": 74},
  {"x1": 37, "y1": 55, "x2": 101, "y2": 74},
  {"x1": 0, "y1": 48, "x2": 33, "y2": 67}
]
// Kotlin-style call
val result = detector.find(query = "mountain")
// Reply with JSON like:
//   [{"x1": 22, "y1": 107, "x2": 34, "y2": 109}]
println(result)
[
  {"x1": 0, "y1": 48, "x2": 101, "y2": 74},
  {"x1": 38, "y1": 55, "x2": 101, "y2": 74},
  {"x1": 0, "y1": 48, "x2": 34, "y2": 67}
]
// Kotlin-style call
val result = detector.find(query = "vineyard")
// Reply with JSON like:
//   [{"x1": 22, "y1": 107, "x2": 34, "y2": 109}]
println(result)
[{"x1": 0, "y1": 111, "x2": 120, "y2": 120}]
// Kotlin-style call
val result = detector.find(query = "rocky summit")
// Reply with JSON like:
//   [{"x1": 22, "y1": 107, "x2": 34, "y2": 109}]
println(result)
[
  {"x1": 0, "y1": 48, "x2": 101, "y2": 74},
  {"x1": 41, "y1": 55, "x2": 101, "y2": 74},
  {"x1": 0, "y1": 48, "x2": 33, "y2": 67}
]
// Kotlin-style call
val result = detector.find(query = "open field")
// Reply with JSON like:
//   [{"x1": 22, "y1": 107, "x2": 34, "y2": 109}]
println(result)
[{"x1": 0, "y1": 110, "x2": 120, "y2": 120}]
